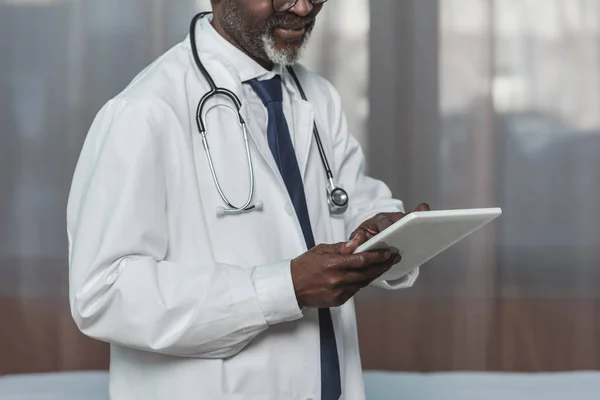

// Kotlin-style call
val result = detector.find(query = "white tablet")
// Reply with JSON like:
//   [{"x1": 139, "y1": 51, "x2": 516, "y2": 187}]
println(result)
[{"x1": 353, "y1": 207, "x2": 502, "y2": 281}]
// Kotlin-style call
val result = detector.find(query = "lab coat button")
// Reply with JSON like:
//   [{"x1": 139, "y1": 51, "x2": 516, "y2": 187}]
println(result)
[{"x1": 285, "y1": 203, "x2": 295, "y2": 215}]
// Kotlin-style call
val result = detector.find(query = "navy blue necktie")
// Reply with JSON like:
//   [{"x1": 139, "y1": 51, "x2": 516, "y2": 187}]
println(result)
[{"x1": 248, "y1": 76, "x2": 341, "y2": 400}]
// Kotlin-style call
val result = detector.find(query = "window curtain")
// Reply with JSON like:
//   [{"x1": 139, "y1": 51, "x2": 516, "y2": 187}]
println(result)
[{"x1": 361, "y1": 0, "x2": 600, "y2": 371}]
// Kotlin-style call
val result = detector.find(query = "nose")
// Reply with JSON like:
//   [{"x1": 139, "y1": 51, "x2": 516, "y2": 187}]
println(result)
[{"x1": 289, "y1": 0, "x2": 313, "y2": 16}]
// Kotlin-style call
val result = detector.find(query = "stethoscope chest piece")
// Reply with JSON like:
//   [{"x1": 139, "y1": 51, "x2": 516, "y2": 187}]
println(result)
[{"x1": 328, "y1": 186, "x2": 349, "y2": 215}]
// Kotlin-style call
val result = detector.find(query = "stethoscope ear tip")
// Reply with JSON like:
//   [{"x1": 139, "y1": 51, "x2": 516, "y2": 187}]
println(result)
[
  {"x1": 254, "y1": 201, "x2": 264, "y2": 211},
  {"x1": 216, "y1": 206, "x2": 226, "y2": 218}
]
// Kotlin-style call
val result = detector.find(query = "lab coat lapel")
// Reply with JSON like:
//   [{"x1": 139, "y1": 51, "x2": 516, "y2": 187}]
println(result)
[
  {"x1": 199, "y1": 62, "x2": 284, "y2": 187},
  {"x1": 239, "y1": 102, "x2": 286, "y2": 188},
  {"x1": 291, "y1": 97, "x2": 315, "y2": 180}
]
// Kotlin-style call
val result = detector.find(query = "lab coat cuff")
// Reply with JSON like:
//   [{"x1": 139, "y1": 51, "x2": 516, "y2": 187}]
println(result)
[
  {"x1": 371, "y1": 267, "x2": 419, "y2": 290},
  {"x1": 251, "y1": 261, "x2": 304, "y2": 325}
]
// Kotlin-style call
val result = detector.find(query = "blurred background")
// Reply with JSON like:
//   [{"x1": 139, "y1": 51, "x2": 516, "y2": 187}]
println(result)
[{"x1": 1, "y1": 0, "x2": 600, "y2": 398}]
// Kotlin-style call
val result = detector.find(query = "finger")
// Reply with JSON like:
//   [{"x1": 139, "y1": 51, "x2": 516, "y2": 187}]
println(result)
[
  {"x1": 326, "y1": 240, "x2": 364, "y2": 256},
  {"x1": 323, "y1": 241, "x2": 390, "y2": 257},
  {"x1": 348, "y1": 228, "x2": 360, "y2": 241},
  {"x1": 413, "y1": 203, "x2": 431, "y2": 212},
  {"x1": 353, "y1": 224, "x2": 379, "y2": 238},
  {"x1": 328, "y1": 241, "x2": 356, "y2": 255},
  {"x1": 343, "y1": 230, "x2": 370, "y2": 253},
  {"x1": 342, "y1": 258, "x2": 396, "y2": 286},
  {"x1": 375, "y1": 212, "x2": 405, "y2": 232},
  {"x1": 362, "y1": 254, "x2": 400, "y2": 279},
  {"x1": 355, "y1": 251, "x2": 401, "y2": 278},
  {"x1": 334, "y1": 249, "x2": 393, "y2": 270}
]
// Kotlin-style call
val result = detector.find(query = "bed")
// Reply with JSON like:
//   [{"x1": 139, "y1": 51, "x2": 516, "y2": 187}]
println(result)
[
  {"x1": 363, "y1": 371, "x2": 600, "y2": 399},
  {"x1": 1, "y1": 370, "x2": 599, "y2": 399}
]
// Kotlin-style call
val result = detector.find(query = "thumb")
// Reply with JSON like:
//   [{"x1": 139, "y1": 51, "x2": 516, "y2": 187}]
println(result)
[
  {"x1": 343, "y1": 230, "x2": 369, "y2": 253},
  {"x1": 329, "y1": 240, "x2": 354, "y2": 255},
  {"x1": 413, "y1": 203, "x2": 431, "y2": 212}
]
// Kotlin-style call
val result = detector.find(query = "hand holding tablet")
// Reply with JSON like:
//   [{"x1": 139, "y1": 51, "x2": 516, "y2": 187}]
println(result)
[{"x1": 352, "y1": 207, "x2": 502, "y2": 282}]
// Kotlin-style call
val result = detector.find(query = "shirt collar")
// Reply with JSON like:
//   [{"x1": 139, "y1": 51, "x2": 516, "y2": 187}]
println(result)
[{"x1": 199, "y1": 14, "x2": 283, "y2": 83}]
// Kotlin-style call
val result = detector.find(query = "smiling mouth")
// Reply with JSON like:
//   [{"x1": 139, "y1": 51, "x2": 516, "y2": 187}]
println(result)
[{"x1": 274, "y1": 25, "x2": 307, "y2": 41}]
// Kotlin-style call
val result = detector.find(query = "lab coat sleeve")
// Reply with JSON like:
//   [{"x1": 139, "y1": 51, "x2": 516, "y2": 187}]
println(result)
[
  {"x1": 323, "y1": 82, "x2": 419, "y2": 291},
  {"x1": 67, "y1": 98, "x2": 303, "y2": 359}
]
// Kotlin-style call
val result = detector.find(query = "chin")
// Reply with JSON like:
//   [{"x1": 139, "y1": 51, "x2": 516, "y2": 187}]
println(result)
[{"x1": 261, "y1": 34, "x2": 305, "y2": 66}]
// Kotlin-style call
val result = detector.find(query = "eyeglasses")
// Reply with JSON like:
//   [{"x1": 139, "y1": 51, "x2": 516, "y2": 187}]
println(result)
[{"x1": 272, "y1": 0, "x2": 329, "y2": 13}]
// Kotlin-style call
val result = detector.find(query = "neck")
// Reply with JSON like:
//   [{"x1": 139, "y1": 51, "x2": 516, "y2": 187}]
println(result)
[{"x1": 210, "y1": 15, "x2": 274, "y2": 70}]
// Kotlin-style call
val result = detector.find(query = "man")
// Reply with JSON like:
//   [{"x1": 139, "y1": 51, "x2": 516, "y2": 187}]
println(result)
[{"x1": 67, "y1": 1, "x2": 429, "y2": 399}]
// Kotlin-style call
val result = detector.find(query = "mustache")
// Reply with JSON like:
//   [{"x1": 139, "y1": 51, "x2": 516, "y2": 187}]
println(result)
[{"x1": 266, "y1": 14, "x2": 316, "y2": 31}]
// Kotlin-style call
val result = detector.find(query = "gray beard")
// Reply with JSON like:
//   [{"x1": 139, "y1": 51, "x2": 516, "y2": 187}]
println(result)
[
  {"x1": 260, "y1": 30, "x2": 312, "y2": 66},
  {"x1": 219, "y1": 2, "x2": 313, "y2": 66}
]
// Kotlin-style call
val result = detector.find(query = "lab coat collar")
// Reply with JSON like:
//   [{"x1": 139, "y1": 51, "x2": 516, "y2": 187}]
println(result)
[
  {"x1": 183, "y1": 14, "x2": 290, "y2": 190},
  {"x1": 184, "y1": 13, "x2": 314, "y2": 181},
  {"x1": 186, "y1": 14, "x2": 305, "y2": 101},
  {"x1": 195, "y1": 14, "x2": 283, "y2": 83}
]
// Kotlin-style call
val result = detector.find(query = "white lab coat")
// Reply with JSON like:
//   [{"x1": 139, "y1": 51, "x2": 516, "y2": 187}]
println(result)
[{"x1": 67, "y1": 15, "x2": 418, "y2": 400}]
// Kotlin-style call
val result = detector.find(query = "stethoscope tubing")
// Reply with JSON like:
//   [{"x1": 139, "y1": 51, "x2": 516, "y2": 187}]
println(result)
[{"x1": 189, "y1": 11, "x2": 348, "y2": 216}]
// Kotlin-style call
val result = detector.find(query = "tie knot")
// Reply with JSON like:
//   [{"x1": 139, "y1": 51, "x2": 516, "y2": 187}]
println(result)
[{"x1": 248, "y1": 76, "x2": 283, "y2": 105}]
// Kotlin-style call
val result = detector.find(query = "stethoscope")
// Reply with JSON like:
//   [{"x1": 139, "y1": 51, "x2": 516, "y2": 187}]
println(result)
[{"x1": 190, "y1": 12, "x2": 349, "y2": 218}]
